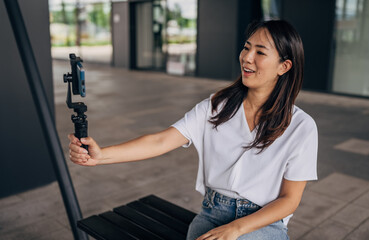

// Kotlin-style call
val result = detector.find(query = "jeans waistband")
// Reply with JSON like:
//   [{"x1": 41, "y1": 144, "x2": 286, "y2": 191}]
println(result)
[{"x1": 205, "y1": 187, "x2": 261, "y2": 209}]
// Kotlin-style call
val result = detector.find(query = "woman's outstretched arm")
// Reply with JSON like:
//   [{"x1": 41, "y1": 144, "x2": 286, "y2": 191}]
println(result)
[{"x1": 68, "y1": 127, "x2": 188, "y2": 166}]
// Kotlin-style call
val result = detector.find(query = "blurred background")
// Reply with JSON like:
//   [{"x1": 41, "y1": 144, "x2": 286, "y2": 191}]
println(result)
[
  {"x1": 1, "y1": 0, "x2": 369, "y2": 239},
  {"x1": 46, "y1": 0, "x2": 369, "y2": 96},
  {"x1": 49, "y1": 0, "x2": 198, "y2": 75}
]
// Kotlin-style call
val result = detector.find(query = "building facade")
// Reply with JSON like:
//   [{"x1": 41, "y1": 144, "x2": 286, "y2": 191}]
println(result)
[{"x1": 111, "y1": 0, "x2": 369, "y2": 98}]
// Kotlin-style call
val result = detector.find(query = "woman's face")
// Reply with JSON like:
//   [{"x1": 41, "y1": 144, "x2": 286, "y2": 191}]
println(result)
[{"x1": 239, "y1": 28, "x2": 290, "y2": 93}]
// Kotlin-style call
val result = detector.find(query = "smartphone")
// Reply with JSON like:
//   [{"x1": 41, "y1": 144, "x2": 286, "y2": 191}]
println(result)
[{"x1": 77, "y1": 62, "x2": 86, "y2": 97}]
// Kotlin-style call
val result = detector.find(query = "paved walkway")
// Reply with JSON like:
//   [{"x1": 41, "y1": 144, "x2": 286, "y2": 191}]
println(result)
[{"x1": 1, "y1": 60, "x2": 369, "y2": 239}]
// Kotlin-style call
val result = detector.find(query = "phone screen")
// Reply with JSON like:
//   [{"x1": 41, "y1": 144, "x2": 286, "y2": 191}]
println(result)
[{"x1": 77, "y1": 62, "x2": 86, "y2": 97}]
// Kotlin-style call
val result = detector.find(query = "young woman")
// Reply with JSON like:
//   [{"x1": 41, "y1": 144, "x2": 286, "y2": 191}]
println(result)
[{"x1": 69, "y1": 20, "x2": 318, "y2": 240}]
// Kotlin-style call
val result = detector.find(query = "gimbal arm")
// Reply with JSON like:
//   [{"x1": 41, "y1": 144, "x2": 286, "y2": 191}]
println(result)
[{"x1": 64, "y1": 65, "x2": 88, "y2": 151}]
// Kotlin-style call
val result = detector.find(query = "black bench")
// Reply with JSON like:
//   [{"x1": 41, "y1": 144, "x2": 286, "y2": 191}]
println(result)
[{"x1": 77, "y1": 195, "x2": 196, "y2": 240}]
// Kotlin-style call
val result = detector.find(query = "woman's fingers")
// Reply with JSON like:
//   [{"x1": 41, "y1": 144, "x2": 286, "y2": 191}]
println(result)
[
  {"x1": 68, "y1": 133, "x2": 82, "y2": 146},
  {"x1": 69, "y1": 149, "x2": 89, "y2": 160},
  {"x1": 70, "y1": 152, "x2": 90, "y2": 163},
  {"x1": 68, "y1": 133, "x2": 78, "y2": 142},
  {"x1": 68, "y1": 134, "x2": 90, "y2": 164},
  {"x1": 69, "y1": 142, "x2": 88, "y2": 154},
  {"x1": 80, "y1": 136, "x2": 97, "y2": 148},
  {"x1": 69, "y1": 150, "x2": 88, "y2": 159},
  {"x1": 68, "y1": 134, "x2": 101, "y2": 166}
]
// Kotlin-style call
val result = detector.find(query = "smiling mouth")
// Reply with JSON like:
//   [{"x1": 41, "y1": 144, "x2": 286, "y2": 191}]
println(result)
[{"x1": 243, "y1": 67, "x2": 255, "y2": 73}]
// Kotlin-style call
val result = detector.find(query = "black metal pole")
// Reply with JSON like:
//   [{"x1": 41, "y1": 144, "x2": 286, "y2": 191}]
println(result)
[{"x1": 4, "y1": 1, "x2": 88, "y2": 239}]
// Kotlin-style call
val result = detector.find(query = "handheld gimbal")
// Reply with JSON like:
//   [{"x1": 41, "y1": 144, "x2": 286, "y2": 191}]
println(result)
[{"x1": 63, "y1": 54, "x2": 88, "y2": 151}]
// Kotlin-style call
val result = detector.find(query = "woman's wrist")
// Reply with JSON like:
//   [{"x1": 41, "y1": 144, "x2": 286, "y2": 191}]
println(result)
[
  {"x1": 230, "y1": 217, "x2": 255, "y2": 236},
  {"x1": 95, "y1": 147, "x2": 111, "y2": 165},
  {"x1": 229, "y1": 219, "x2": 249, "y2": 236}
]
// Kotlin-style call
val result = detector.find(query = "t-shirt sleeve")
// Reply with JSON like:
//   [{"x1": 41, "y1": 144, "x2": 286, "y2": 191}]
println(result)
[
  {"x1": 171, "y1": 97, "x2": 210, "y2": 148},
  {"x1": 284, "y1": 116, "x2": 318, "y2": 181}
]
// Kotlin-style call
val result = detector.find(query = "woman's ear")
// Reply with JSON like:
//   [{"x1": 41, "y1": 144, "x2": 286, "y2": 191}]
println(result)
[{"x1": 278, "y1": 59, "x2": 292, "y2": 76}]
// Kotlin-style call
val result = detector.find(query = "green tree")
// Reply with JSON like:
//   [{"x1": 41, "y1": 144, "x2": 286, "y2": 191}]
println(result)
[{"x1": 88, "y1": 3, "x2": 110, "y2": 29}]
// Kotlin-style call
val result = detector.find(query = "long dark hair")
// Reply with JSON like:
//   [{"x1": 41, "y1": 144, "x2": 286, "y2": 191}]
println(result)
[{"x1": 209, "y1": 20, "x2": 304, "y2": 152}]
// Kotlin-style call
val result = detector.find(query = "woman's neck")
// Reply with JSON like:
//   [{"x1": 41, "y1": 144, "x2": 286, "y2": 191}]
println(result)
[{"x1": 244, "y1": 89, "x2": 270, "y2": 113}]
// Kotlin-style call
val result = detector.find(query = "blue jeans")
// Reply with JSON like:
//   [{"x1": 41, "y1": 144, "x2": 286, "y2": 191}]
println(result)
[{"x1": 187, "y1": 187, "x2": 289, "y2": 240}]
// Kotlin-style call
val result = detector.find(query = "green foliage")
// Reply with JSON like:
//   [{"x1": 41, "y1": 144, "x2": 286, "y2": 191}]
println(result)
[
  {"x1": 166, "y1": 3, "x2": 196, "y2": 29},
  {"x1": 50, "y1": 2, "x2": 111, "y2": 47},
  {"x1": 51, "y1": 2, "x2": 75, "y2": 24},
  {"x1": 88, "y1": 3, "x2": 110, "y2": 29},
  {"x1": 52, "y1": 40, "x2": 111, "y2": 47}
]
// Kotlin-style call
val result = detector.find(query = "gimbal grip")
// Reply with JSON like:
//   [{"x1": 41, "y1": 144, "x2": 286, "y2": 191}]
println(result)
[{"x1": 74, "y1": 121, "x2": 88, "y2": 151}]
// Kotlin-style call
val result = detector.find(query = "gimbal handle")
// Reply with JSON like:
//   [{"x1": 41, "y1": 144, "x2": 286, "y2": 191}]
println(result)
[
  {"x1": 72, "y1": 112, "x2": 88, "y2": 151},
  {"x1": 64, "y1": 64, "x2": 89, "y2": 151}
]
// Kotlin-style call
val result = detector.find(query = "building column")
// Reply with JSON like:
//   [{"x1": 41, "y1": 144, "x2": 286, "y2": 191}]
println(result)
[{"x1": 196, "y1": 0, "x2": 262, "y2": 80}]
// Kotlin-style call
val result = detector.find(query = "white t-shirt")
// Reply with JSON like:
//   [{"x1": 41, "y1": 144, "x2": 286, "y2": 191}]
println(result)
[{"x1": 171, "y1": 95, "x2": 318, "y2": 225}]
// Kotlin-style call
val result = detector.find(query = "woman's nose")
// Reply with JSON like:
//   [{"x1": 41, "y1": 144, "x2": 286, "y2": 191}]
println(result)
[{"x1": 242, "y1": 50, "x2": 254, "y2": 64}]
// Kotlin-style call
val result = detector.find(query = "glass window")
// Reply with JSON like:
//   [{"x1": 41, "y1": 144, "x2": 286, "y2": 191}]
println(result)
[
  {"x1": 332, "y1": 0, "x2": 369, "y2": 96},
  {"x1": 135, "y1": 1, "x2": 155, "y2": 68},
  {"x1": 49, "y1": 0, "x2": 112, "y2": 64},
  {"x1": 261, "y1": 0, "x2": 281, "y2": 20},
  {"x1": 165, "y1": 0, "x2": 197, "y2": 76},
  {"x1": 133, "y1": 0, "x2": 166, "y2": 70}
]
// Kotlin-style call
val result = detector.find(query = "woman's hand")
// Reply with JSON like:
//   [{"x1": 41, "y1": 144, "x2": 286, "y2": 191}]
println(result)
[
  {"x1": 68, "y1": 134, "x2": 103, "y2": 166},
  {"x1": 196, "y1": 222, "x2": 241, "y2": 240}
]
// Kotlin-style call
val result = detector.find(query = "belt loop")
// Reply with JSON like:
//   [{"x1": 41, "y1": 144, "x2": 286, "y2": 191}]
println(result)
[
  {"x1": 210, "y1": 188, "x2": 216, "y2": 206},
  {"x1": 205, "y1": 187, "x2": 212, "y2": 204}
]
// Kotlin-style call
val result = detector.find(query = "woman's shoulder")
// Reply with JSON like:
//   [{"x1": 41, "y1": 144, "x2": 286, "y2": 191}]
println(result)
[
  {"x1": 195, "y1": 93, "x2": 218, "y2": 112},
  {"x1": 291, "y1": 105, "x2": 317, "y2": 132},
  {"x1": 198, "y1": 94, "x2": 213, "y2": 108},
  {"x1": 188, "y1": 94, "x2": 214, "y2": 115},
  {"x1": 208, "y1": 93, "x2": 229, "y2": 113}
]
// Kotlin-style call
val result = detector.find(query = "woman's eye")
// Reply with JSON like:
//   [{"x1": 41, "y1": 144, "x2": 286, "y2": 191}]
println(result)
[
  {"x1": 257, "y1": 51, "x2": 265, "y2": 55},
  {"x1": 243, "y1": 46, "x2": 249, "y2": 51}
]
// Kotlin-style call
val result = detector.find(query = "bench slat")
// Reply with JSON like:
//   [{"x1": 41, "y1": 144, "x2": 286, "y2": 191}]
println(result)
[
  {"x1": 78, "y1": 195, "x2": 197, "y2": 240},
  {"x1": 77, "y1": 215, "x2": 137, "y2": 240},
  {"x1": 99, "y1": 211, "x2": 163, "y2": 240},
  {"x1": 127, "y1": 200, "x2": 189, "y2": 235},
  {"x1": 114, "y1": 205, "x2": 186, "y2": 240},
  {"x1": 139, "y1": 195, "x2": 196, "y2": 224}
]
